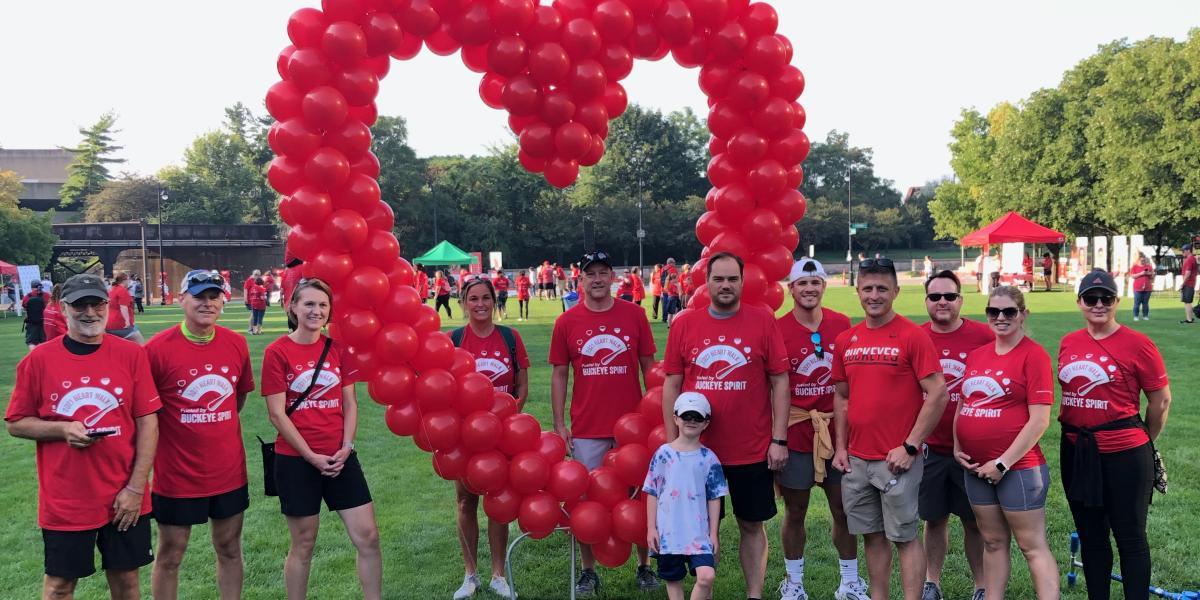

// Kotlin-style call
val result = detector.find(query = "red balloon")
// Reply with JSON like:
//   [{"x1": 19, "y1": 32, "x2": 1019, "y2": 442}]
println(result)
[
  {"x1": 518, "y1": 150, "x2": 546, "y2": 173},
  {"x1": 289, "y1": 7, "x2": 329, "y2": 48},
  {"x1": 286, "y1": 225, "x2": 321, "y2": 261},
  {"x1": 455, "y1": 372, "x2": 495, "y2": 415},
  {"x1": 709, "y1": 230, "x2": 750, "y2": 258},
  {"x1": 322, "y1": 21, "x2": 368, "y2": 66},
  {"x1": 671, "y1": 33, "x2": 711, "y2": 68},
  {"x1": 588, "y1": 466, "x2": 628, "y2": 507},
  {"x1": 528, "y1": 42, "x2": 571, "y2": 85},
  {"x1": 466, "y1": 450, "x2": 510, "y2": 494},
  {"x1": 638, "y1": 386, "x2": 664, "y2": 425},
  {"x1": 613, "y1": 414, "x2": 650, "y2": 447},
  {"x1": 498, "y1": 413, "x2": 541, "y2": 456},
  {"x1": 780, "y1": 223, "x2": 799, "y2": 252},
  {"x1": 540, "y1": 89, "x2": 577, "y2": 126},
  {"x1": 546, "y1": 460, "x2": 588, "y2": 503},
  {"x1": 446, "y1": 349, "x2": 473, "y2": 378},
  {"x1": 568, "y1": 60, "x2": 607, "y2": 99},
  {"x1": 338, "y1": 308, "x2": 381, "y2": 346},
  {"x1": 527, "y1": 5, "x2": 564, "y2": 44},
  {"x1": 764, "y1": 278, "x2": 785, "y2": 310},
  {"x1": 602, "y1": 83, "x2": 628, "y2": 117},
  {"x1": 322, "y1": 0, "x2": 366, "y2": 21},
  {"x1": 288, "y1": 187, "x2": 333, "y2": 227},
  {"x1": 745, "y1": 33, "x2": 787, "y2": 75},
  {"x1": 412, "y1": 332, "x2": 456, "y2": 372},
  {"x1": 509, "y1": 451, "x2": 551, "y2": 494},
  {"x1": 487, "y1": 36, "x2": 528, "y2": 76},
  {"x1": 272, "y1": 119, "x2": 323, "y2": 159},
  {"x1": 362, "y1": 12, "x2": 404, "y2": 56},
  {"x1": 332, "y1": 173, "x2": 381, "y2": 212},
  {"x1": 369, "y1": 364, "x2": 417, "y2": 405},
  {"x1": 351, "y1": 229, "x2": 400, "y2": 269},
  {"x1": 755, "y1": 244, "x2": 794, "y2": 282},
  {"x1": 425, "y1": 24, "x2": 462, "y2": 55},
  {"x1": 726, "y1": 128, "x2": 769, "y2": 166},
  {"x1": 400, "y1": 0, "x2": 441, "y2": 36},
  {"x1": 433, "y1": 446, "x2": 469, "y2": 480},
  {"x1": 767, "y1": 189, "x2": 807, "y2": 224},
  {"x1": 770, "y1": 130, "x2": 810, "y2": 167},
  {"x1": 483, "y1": 486, "x2": 522, "y2": 523},
  {"x1": 746, "y1": 159, "x2": 787, "y2": 197},
  {"x1": 569, "y1": 500, "x2": 612, "y2": 544},
  {"x1": 346, "y1": 267, "x2": 390, "y2": 308},
  {"x1": 728, "y1": 71, "x2": 770, "y2": 110},
  {"x1": 598, "y1": 44, "x2": 633, "y2": 80},
  {"x1": 593, "y1": 1, "x2": 635, "y2": 40},
  {"x1": 629, "y1": 21, "x2": 665, "y2": 58},
  {"x1": 741, "y1": 261, "x2": 767, "y2": 301},
  {"x1": 268, "y1": 156, "x2": 307, "y2": 196},
  {"x1": 707, "y1": 101, "x2": 748, "y2": 139},
  {"x1": 501, "y1": 75, "x2": 542, "y2": 116},
  {"x1": 646, "y1": 424, "x2": 667, "y2": 450},
  {"x1": 562, "y1": 18, "x2": 602, "y2": 58},
  {"x1": 611, "y1": 498, "x2": 648, "y2": 545},
  {"x1": 555, "y1": 122, "x2": 592, "y2": 160},
  {"x1": 791, "y1": 102, "x2": 807, "y2": 130},
  {"x1": 772, "y1": 65, "x2": 805, "y2": 101},
  {"x1": 534, "y1": 431, "x2": 568, "y2": 466},
  {"x1": 655, "y1": 0, "x2": 694, "y2": 45},
  {"x1": 544, "y1": 157, "x2": 580, "y2": 188},
  {"x1": 305, "y1": 147, "x2": 352, "y2": 190},
  {"x1": 450, "y1": 2, "x2": 495, "y2": 46},
  {"x1": 351, "y1": 151, "x2": 382, "y2": 179},
  {"x1": 698, "y1": 63, "x2": 736, "y2": 99},
  {"x1": 593, "y1": 535, "x2": 632, "y2": 568},
  {"x1": 517, "y1": 491, "x2": 560, "y2": 534},
  {"x1": 333, "y1": 66, "x2": 380, "y2": 107},
  {"x1": 741, "y1": 2, "x2": 778, "y2": 36},
  {"x1": 574, "y1": 100, "x2": 609, "y2": 136},
  {"x1": 322, "y1": 209, "x2": 369, "y2": 251},
  {"x1": 288, "y1": 48, "x2": 333, "y2": 90},
  {"x1": 711, "y1": 21, "x2": 748, "y2": 60},
  {"x1": 611, "y1": 443, "x2": 651, "y2": 487},
  {"x1": 519, "y1": 123, "x2": 556, "y2": 158},
  {"x1": 479, "y1": 72, "x2": 507, "y2": 109},
  {"x1": 645, "y1": 362, "x2": 666, "y2": 389},
  {"x1": 741, "y1": 207, "x2": 782, "y2": 246},
  {"x1": 385, "y1": 401, "x2": 421, "y2": 436},
  {"x1": 375, "y1": 322, "x2": 419, "y2": 364},
  {"x1": 348, "y1": 102, "x2": 378, "y2": 126},
  {"x1": 580, "y1": 137, "x2": 606, "y2": 166},
  {"x1": 695, "y1": 210, "x2": 724, "y2": 246},
  {"x1": 309, "y1": 250, "x2": 355, "y2": 284},
  {"x1": 462, "y1": 410, "x2": 503, "y2": 452},
  {"x1": 492, "y1": 0, "x2": 536, "y2": 34},
  {"x1": 410, "y1": 304, "x2": 442, "y2": 335},
  {"x1": 414, "y1": 368, "x2": 457, "y2": 412},
  {"x1": 491, "y1": 391, "x2": 519, "y2": 419},
  {"x1": 392, "y1": 30, "x2": 425, "y2": 60},
  {"x1": 302, "y1": 86, "x2": 350, "y2": 131},
  {"x1": 752, "y1": 97, "x2": 795, "y2": 136},
  {"x1": 266, "y1": 81, "x2": 304, "y2": 121},
  {"x1": 706, "y1": 154, "x2": 744, "y2": 189}
]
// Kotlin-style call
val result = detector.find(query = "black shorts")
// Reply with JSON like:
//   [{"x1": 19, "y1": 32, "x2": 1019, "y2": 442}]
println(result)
[
  {"x1": 496, "y1": 290, "x2": 508, "y2": 307},
  {"x1": 1182, "y1": 287, "x2": 1195, "y2": 304},
  {"x1": 25, "y1": 324, "x2": 45, "y2": 345},
  {"x1": 656, "y1": 553, "x2": 716, "y2": 581},
  {"x1": 918, "y1": 450, "x2": 974, "y2": 522},
  {"x1": 1042, "y1": 268, "x2": 1051, "y2": 276},
  {"x1": 719, "y1": 461, "x2": 777, "y2": 522},
  {"x1": 43, "y1": 518, "x2": 153, "y2": 579},
  {"x1": 153, "y1": 485, "x2": 250, "y2": 526},
  {"x1": 276, "y1": 452, "x2": 372, "y2": 517}
]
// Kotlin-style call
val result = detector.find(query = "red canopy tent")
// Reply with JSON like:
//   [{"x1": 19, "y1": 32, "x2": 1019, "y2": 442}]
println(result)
[
  {"x1": 961, "y1": 211, "x2": 1065, "y2": 246},
  {"x1": 0, "y1": 260, "x2": 17, "y2": 276}
]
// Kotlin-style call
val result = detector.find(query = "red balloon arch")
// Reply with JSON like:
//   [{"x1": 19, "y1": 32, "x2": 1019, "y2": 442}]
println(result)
[{"x1": 267, "y1": 0, "x2": 808, "y2": 566}]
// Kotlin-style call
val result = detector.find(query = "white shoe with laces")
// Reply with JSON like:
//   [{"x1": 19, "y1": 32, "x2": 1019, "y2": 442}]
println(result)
[
  {"x1": 778, "y1": 577, "x2": 808, "y2": 600},
  {"x1": 836, "y1": 577, "x2": 870, "y2": 600},
  {"x1": 489, "y1": 576, "x2": 514, "y2": 598},
  {"x1": 453, "y1": 574, "x2": 480, "y2": 599}
]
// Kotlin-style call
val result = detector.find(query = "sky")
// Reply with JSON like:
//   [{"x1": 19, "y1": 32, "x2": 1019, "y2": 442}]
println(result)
[{"x1": 1, "y1": 1, "x2": 1195, "y2": 191}]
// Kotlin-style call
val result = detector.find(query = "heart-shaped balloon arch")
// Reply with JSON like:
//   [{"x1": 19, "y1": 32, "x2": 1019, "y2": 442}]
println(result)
[{"x1": 266, "y1": 0, "x2": 808, "y2": 567}]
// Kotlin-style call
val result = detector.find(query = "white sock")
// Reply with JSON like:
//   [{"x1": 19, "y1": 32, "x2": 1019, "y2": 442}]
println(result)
[
  {"x1": 839, "y1": 558, "x2": 859, "y2": 584},
  {"x1": 785, "y1": 558, "x2": 805, "y2": 584}
]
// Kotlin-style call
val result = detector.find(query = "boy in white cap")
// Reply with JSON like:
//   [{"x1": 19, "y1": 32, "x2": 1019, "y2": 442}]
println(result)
[{"x1": 644, "y1": 392, "x2": 729, "y2": 600}]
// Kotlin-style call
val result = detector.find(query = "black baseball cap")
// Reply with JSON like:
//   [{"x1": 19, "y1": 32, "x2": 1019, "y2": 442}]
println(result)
[
  {"x1": 580, "y1": 250, "x2": 613, "y2": 271},
  {"x1": 61, "y1": 274, "x2": 109, "y2": 303},
  {"x1": 1077, "y1": 269, "x2": 1118, "y2": 296}
]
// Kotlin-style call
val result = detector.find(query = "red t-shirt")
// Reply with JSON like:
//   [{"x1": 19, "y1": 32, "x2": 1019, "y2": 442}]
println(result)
[
  {"x1": 664, "y1": 306, "x2": 789, "y2": 466},
  {"x1": 538, "y1": 266, "x2": 553, "y2": 283},
  {"x1": 650, "y1": 270, "x2": 663, "y2": 296},
  {"x1": 417, "y1": 271, "x2": 429, "y2": 297},
  {"x1": 436, "y1": 278, "x2": 451, "y2": 296},
  {"x1": 260, "y1": 335, "x2": 358, "y2": 456},
  {"x1": 549, "y1": 299, "x2": 656, "y2": 438},
  {"x1": 493, "y1": 275, "x2": 510, "y2": 293},
  {"x1": 956, "y1": 336, "x2": 1054, "y2": 470},
  {"x1": 248, "y1": 284, "x2": 268, "y2": 311},
  {"x1": 831, "y1": 315, "x2": 941, "y2": 460},
  {"x1": 617, "y1": 277, "x2": 633, "y2": 297},
  {"x1": 1130, "y1": 263, "x2": 1154, "y2": 292},
  {"x1": 920, "y1": 319, "x2": 995, "y2": 454},
  {"x1": 22, "y1": 291, "x2": 50, "y2": 307},
  {"x1": 147, "y1": 325, "x2": 256, "y2": 497},
  {"x1": 5, "y1": 336, "x2": 161, "y2": 530},
  {"x1": 458, "y1": 326, "x2": 531, "y2": 395},
  {"x1": 1058, "y1": 327, "x2": 1168, "y2": 452},
  {"x1": 631, "y1": 274, "x2": 645, "y2": 302},
  {"x1": 555, "y1": 266, "x2": 566, "y2": 280},
  {"x1": 105, "y1": 284, "x2": 134, "y2": 330},
  {"x1": 1041, "y1": 256, "x2": 1053, "y2": 272},
  {"x1": 43, "y1": 305, "x2": 67, "y2": 340},
  {"x1": 777, "y1": 308, "x2": 852, "y2": 452},
  {"x1": 516, "y1": 275, "x2": 532, "y2": 300},
  {"x1": 264, "y1": 274, "x2": 275, "y2": 290},
  {"x1": 571, "y1": 266, "x2": 580, "y2": 281},
  {"x1": 1183, "y1": 255, "x2": 1198, "y2": 287},
  {"x1": 666, "y1": 280, "x2": 680, "y2": 296}
]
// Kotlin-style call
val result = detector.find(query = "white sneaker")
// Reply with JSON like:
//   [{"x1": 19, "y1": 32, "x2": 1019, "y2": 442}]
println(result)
[
  {"x1": 836, "y1": 578, "x2": 870, "y2": 600},
  {"x1": 1133, "y1": 316, "x2": 1141, "y2": 321},
  {"x1": 489, "y1": 576, "x2": 514, "y2": 598},
  {"x1": 453, "y1": 574, "x2": 480, "y2": 599},
  {"x1": 778, "y1": 577, "x2": 808, "y2": 600}
]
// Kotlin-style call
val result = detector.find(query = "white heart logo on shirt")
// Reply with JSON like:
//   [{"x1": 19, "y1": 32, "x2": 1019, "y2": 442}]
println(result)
[
  {"x1": 733, "y1": 338, "x2": 742, "y2": 345},
  {"x1": 996, "y1": 371, "x2": 1004, "y2": 377},
  {"x1": 623, "y1": 336, "x2": 630, "y2": 342},
  {"x1": 718, "y1": 336, "x2": 726, "y2": 342},
  {"x1": 1002, "y1": 378, "x2": 1011, "y2": 385},
  {"x1": 703, "y1": 339, "x2": 711, "y2": 345},
  {"x1": 80, "y1": 377, "x2": 90, "y2": 384},
  {"x1": 232, "y1": 376, "x2": 238, "y2": 382},
  {"x1": 306, "y1": 361, "x2": 315, "y2": 368},
  {"x1": 114, "y1": 387, "x2": 124, "y2": 395},
  {"x1": 599, "y1": 326, "x2": 606, "y2": 332},
  {"x1": 959, "y1": 352, "x2": 967, "y2": 359},
  {"x1": 1070, "y1": 354, "x2": 1078, "y2": 361},
  {"x1": 204, "y1": 364, "x2": 213, "y2": 372},
  {"x1": 1099, "y1": 356, "x2": 1109, "y2": 363},
  {"x1": 323, "y1": 362, "x2": 331, "y2": 369},
  {"x1": 50, "y1": 394, "x2": 58, "y2": 401},
  {"x1": 942, "y1": 349, "x2": 950, "y2": 356},
  {"x1": 800, "y1": 348, "x2": 809, "y2": 355},
  {"x1": 1085, "y1": 353, "x2": 1094, "y2": 359},
  {"x1": 286, "y1": 374, "x2": 295, "y2": 381},
  {"x1": 100, "y1": 377, "x2": 110, "y2": 386},
  {"x1": 221, "y1": 366, "x2": 229, "y2": 374},
  {"x1": 189, "y1": 369, "x2": 198, "y2": 376},
  {"x1": 613, "y1": 328, "x2": 621, "y2": 334},
  {"x1": 1108, "y1": 365, "x2": 1117, "y2": 373},
  {"x1": 743, "y1": 346, "x2": 752, "y2": 354},
  {"x1": 585, "y1": 330, "x2": 593, "y2": 337},
  {"x1": 62, "y1": 381, "x2": 72, "y2": 389},
  {"x1": 176, "y1": 380, "x2": 186, "y2": 387}
]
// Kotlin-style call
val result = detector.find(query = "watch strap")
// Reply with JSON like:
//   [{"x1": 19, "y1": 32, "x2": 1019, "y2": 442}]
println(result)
[{"x1": 771, "y1": 438, "x2": 788, "y2": 446}]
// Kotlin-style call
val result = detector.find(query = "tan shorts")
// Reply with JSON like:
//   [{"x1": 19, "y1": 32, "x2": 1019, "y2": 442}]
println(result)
[{"x1": 841, "y1": 455, "x2": 924, "y2": 542}]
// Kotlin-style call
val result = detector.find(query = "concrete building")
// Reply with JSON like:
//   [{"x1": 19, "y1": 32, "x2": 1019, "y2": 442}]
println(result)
[{"x1": 0, "y1": 148, "x2": 78, "y2": 222}]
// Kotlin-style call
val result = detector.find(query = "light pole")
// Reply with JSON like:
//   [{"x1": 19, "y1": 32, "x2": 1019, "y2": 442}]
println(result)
[
  {"x1": 846, "y1": 171, "x2": 853, "y2": 284},
  {"x1": 158, "y1": 189, "x2": 167, "y2": 304},
  {"x1": 139, "y1": 218, "x2": 149, "y2": 298}
]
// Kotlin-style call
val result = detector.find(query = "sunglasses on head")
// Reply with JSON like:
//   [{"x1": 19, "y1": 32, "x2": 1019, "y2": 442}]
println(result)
[
  {"x1": 187, "y1": 272, "x2": 224, "y2": 288},
  {"x1": 859, "y1": 258, "x2": 896, "y2": 271},
  {"x1": 69, "y1": 298, "x2": 108, "y2": 311},
  {"x1": 985, "y1": 306, "x2": 1020, "y2": 320},
  {"x1": 582, "y1": 251, "x2": 610, "y2": 263},
  {"x1": 926, "y1": 293, "x2": 960, "y2": 302},
  {"x1": 677, "y1": 411, "x2": 709, "y2": 423},
  {"x1": 810, "y1": 331, "x2": 824, "y2": 359},
  {"x1": 1080, "y1": 294, "x2": 1117, "y2": 307}
]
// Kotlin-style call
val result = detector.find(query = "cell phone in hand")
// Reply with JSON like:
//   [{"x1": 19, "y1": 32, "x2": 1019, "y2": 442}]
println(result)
[{"x1": 87, "y1": 430, "x2": 117, "y2": 438}]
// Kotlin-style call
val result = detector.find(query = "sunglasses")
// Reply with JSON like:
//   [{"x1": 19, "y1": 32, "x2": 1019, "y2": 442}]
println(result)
[
  {"x1": 1080, "y1": 294, "x2": 1117, "y2": 307},
  {"x1": 810, "y1": 331, "x2": 824, "y2": 359},
  {"x1": 187, "y1": 272, "x2": 224, "y2": 288},
  {"x1": 859, "y1": 258, "x2": 896, "y2": 271},
  {"x1": 581, "y1": 251, "x2": 610, "y2": 263},
  {"x1": 926, "y1": 293, "x2": 960, "y2": 302},
  {"x1": 677, "y1": 411, "x2": 709, "y2": 423},
  {"x1": 69, "y1": 298, "x2": 108, "y2": 311},
  {"x1": 985, "y1": 306, "x2": 1020, "y2": 320}
]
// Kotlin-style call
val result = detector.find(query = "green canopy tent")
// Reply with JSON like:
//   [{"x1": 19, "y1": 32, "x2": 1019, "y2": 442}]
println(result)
[{"x1": 412, "y1": 240, "x2": 477, "y2": 266}]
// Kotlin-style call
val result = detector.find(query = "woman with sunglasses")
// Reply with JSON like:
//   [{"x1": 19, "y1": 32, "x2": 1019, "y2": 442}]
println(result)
[
  {"x1": 261, "y1": 279, "x2": 381, "y2": 600},
  {"x1": 953, "y1": 286, "x2": 1057, "y2": 599},
  {"x1": 448, "y1": 276, "x2": 530, "y2": 598},
  {"x1": 1058, "y1": 270, "x2": 1171, "y2": 600}
]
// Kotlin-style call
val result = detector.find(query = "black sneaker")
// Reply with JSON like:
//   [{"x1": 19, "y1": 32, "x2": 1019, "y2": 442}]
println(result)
[
  {"x1": 921, "y1": 582, "x2": 943, "y2": 600},
  {"x1": 575, "y1": 569, "x2": 601, "y2": 596},
  {"x1": 636, "y1": 565, "x2": 661, "y2": 590}
]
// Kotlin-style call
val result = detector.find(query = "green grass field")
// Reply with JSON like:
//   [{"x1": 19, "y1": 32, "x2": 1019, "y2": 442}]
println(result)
[{"x1": 0, "y1": 286, "x2": 1196, "y2": 599}]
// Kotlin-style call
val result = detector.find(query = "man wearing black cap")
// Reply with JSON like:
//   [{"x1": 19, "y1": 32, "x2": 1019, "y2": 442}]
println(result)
[
  {"x1": 1179, "y1": 244, "x2": 1196, "y2": 324},
  {"x1": 6, "y1": 273, "x2": 161, "y2": 599},
  {"x1": 550, "y1": 250, "x2": 659, "y2": 594},
  {"x1": 146, "y1": 270, "x2": 256, "y2": 599},
  {"x1": 23, "y1": 281, "x2": 50, "y2": 349}
]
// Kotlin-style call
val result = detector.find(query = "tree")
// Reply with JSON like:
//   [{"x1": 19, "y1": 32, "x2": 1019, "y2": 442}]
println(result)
[
  {"x1": 59, "y1": 112, "x2": 125, "y2": 208},
  {"x1": 83, "y1": 176, "x2": 163, "y2": 222},
  {"x1": 0, "y1": 171, "x2": 56, "y2": 266}
]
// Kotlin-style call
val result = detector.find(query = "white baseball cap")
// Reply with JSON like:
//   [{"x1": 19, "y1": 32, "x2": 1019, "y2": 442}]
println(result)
[
  {"x1": 789, "y1": 258, "x2": 828, "y2": 282},
  {"x1": 674, "y1": 392, "x2": 712, "y2": 418}
]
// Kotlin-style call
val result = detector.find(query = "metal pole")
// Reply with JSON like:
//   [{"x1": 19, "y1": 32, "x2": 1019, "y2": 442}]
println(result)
[
  {"x1": 158, "y1": 190, "x2": 166, "y2": 304},
  {"x1": 139, "y1": 219, "x2": 148, "y2": 299},
  {"x1": 847, "y1": 171, "x2": 854, "y2": 285}
]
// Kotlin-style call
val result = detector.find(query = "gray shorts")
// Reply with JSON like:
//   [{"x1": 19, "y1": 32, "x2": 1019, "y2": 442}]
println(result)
[
  {"x1": 918, "y1": 450, "x2": 974, "y2": 522},
  {"x1": 778, "y1": 451, "x2": 841, "y2": 490},
  {"x1": 571, "y1": 437, "x2": 616, "y2": 471},
  {"x1": 964, "y1": 463, "x2": 1050, "y2": 512},
  {"x1": 841, "y1": 455, "x2": 924, "y2": 542}
]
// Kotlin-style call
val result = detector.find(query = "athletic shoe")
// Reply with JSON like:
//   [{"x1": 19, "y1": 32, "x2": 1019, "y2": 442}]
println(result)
[
  {"x1": 1181, "y1": 319, "x2": 1195, "y2": 324},
  {"x1": 835, "y1": 578, "x2": 869, "y2": 600},
  {"x1": 453, "y1": 574, "x2": 480, "y2": 599},
  {"x1": 575, "y1": 569, "x2": 600, "y2": 596},
  {"x1": 920, "y1": 581, "x2": 943, "y2": 600},
  {"x1": 489, "y1": 576, "x2": 513, "y2": 598},
  {"x1": 778, "y1": 577, "x2": 808, "y2": 600},
  {"x1": 636, "y1": 565, "x2": 661, "y2": 590},
  {"x1": 972, "y1": 589, "x2": 985, "y2": 600},
  {"x1": 1133, "y1": 316, "x2": 1141, "y2": 321}
]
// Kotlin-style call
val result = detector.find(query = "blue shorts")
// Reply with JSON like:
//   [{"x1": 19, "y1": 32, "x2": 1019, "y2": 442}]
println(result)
[{"x1": 655, "y1": 553, "x2": 715, "y2": 582}]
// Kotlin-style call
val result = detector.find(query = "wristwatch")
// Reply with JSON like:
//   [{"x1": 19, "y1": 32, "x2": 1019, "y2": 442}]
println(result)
[
  {"x1": 902, "y1": 442, "x2": 918, "y2": 456},
  {"x1": 343, "y1": 441, "x2": 355, "y2": 451},
  {"x1": 995, "y1": 460, "x2": 1008, "y2": 473},
  {"x1": 771, "y1": 438, "x2": 788, "y2": 446}
]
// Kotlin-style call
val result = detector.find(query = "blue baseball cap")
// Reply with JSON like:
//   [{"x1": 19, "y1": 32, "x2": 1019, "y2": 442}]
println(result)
[{"x1": 184, "y1": 270, "x2": 224, "y2": 296}]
